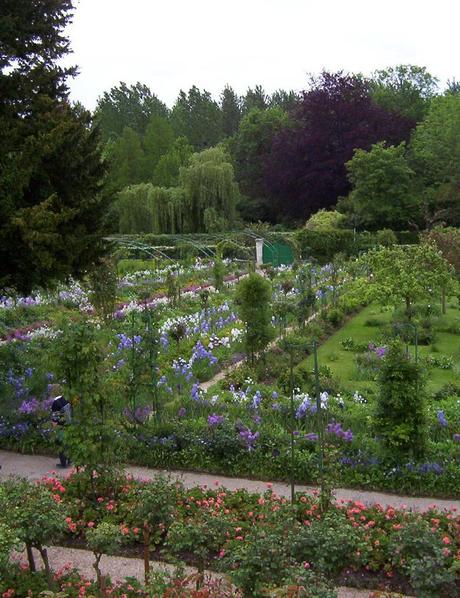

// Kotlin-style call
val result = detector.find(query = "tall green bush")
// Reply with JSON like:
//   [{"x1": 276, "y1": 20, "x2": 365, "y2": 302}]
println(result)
[
  {"x1": 375, "y1": 342, "x2": 426, "y2": 459},
  {"x1": 235, "y1": 273, "x2": 273, "y2": 362}
]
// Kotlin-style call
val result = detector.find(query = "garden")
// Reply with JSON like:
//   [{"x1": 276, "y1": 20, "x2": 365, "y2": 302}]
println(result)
[{"x1": 1, "y1": 234, "x2": 460, "y2": 596}]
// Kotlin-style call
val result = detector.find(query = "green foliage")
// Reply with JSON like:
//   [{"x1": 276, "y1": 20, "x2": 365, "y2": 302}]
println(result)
[
  {"x1": 86, "y1": 256, "x2": 118, "y2": 322},
  {"x1": 116, "y1": 184, "x2": 187, "y2": 234},
  {"x1": 0, "y1": 478, "x2": 65, "y2": 585},
  {"x1": 180, "y1": 146, "x2": 239, "y2": 232},
  {"x1": 410, "y1": 94, "x2": 460, "y2": 226},
  {"x1": 95, "y1": 81, "x2": 168, "y2": 141},
  {"x1": 142, "y1": 114, "x2": 175, "y2": 177},
  {"x1": 389, "y1": 519, "x2": 456, "y2": 596},
  {"x1": 86, "y1": 522, "x2": 123, "y2": 557},
  {"x1": 153, "y1": 136, "x2": 193, "y2": 188},
  {"x1": 291, "y1": 511, "x2": 361, "y2": 576},
  {"x1": 166, "y1": 513, "x2": 230, "y2": 572},
  {"x1": 305, "y1": 210, "x2": 346, "y2": 231},
  {"x1": 364, "y1": 243, "x2": 457, "y2": 317},
  {"x1": 220, "y1": 85, "x2": 242, "y2": 137},
  {"x1": 375, "y1": 342, "x2": 426, "y2": 458},
  {"x1": 230, "y1": 107, "x2": 289, "y2": 221},
  {"x1": 370, "y1": 64, "x2": 438, "y2": 122},
  {"x1": 213, "y1": 258, "x2": 225, "y2": 291},
  {"x1": 342, "y1": 142, "x2": 419, "y2": 230},
  {"x1": 106, "y1": 126, "x2": 145, "y2": 193},
  {"x1": 170, "y1": 86, "x2": 223, "y2": 150},
  {"x1": 236, "y1": 273, "x2": 273, "y2": 362},
  {"x1": 296, "y1": 229, "x2": 355, "y2": 263},
  {"x1": 0, "y1": 522, "x2": 21, "y2": 573}
]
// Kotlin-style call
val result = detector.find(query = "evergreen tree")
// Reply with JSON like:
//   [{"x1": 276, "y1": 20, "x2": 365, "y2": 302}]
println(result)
[
  {"x1": 220, "y1": 85, "x2": 242, "y2": 137},
  {"x1": 0, "y1": 0, "x2": 107, "y2": 293},
  {"x1": 170, "y1": 86, "x2": 223, "y2": 150},
  {"x1": 143, "y1": 114, "x2": 175, "y2": 178},
  {"x1": 242, "y1": 85, "x2": 269, "y2": 113},
  {"x1": 106, "y1": 127, "x2": 145, "y2": 193},
  {"x1": 95, "y1": 81, "x2": 168, "y2": 141}
]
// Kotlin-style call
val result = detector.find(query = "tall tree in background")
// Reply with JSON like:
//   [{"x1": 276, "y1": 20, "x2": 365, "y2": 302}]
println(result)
[
  {"x1": 170, "y1": 86, "x2": 223, "y2": 150},
  {"x1": 143, "y1": 114, "x2": 175, "y2": 178},
  {"x1": 370, "y1": 65, "x2": 438, "y2": 123},
  {"x1": 220, "y1": 85, "x2": 242, "y2": 137},
  {"x1": 269, "y1": 89, "x2": 299, "y2": 113},
  {"x1": 95, "y1": 82, "x2": 168, "y2": 141},
  {"x1": 180, "y1": 147, "x2": 239, "y2": 232},
  {"x1": 153, "y1": 136, "x2": 193, "y2": 187},
  {"x1": 409, "y1": 93, "x2": 460, "y2": 227},
  {"x1": 230, "y1": 107, "x2": 289, "y2": 222},
  {"x1": 0, "y1": 0, "x2": 107, "y2": 293},
  {"x1": 264, "y1": 72, "x2": 415, "y2": 222},
  {"x1": 340, "y1": 142, "x2": 419, "y2": 230},
  {"x1": 242, "y1": 85, "x2": 269, "y2": 113},
  {"x1": 105, "y1": 127, "x2": 145, "y2": 193}
]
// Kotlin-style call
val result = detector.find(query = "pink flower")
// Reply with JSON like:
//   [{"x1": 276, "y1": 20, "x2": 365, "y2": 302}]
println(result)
[
  {"x1": 442, "y1": 536, "x2": 451, "y2": 545},
  {"x1": 303, "y1": 562, "x2": 310, "y2": 569}
]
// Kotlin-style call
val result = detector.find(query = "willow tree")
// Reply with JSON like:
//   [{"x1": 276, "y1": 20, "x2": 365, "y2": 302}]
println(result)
[
  {"x1": 180, "y1": 147, "x2": 239, "y2": 232},
  {"x1": 116, "y1": 183, "x2": 186, "y2": 234}
]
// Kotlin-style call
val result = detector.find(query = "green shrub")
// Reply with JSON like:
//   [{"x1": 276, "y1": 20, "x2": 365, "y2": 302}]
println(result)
[{"x1": 374, "y1": 342, "x2": 426, "y2": 459}]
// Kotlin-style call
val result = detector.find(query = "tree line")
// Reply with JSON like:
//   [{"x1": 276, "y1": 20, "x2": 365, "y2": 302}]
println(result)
[{"x1": 100, "y1": 70, "x2": 460, "y2": 233}]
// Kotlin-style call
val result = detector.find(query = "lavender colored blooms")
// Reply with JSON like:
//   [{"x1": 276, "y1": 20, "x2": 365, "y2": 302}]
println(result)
[
  {"x1": 208, "y1": 414, "x2": 225, "y2": 426},
  {"x1": 18, "y1": 398, "x2": 39, "y2": 414},
  {"x1": 178, "y1": 407, "x2": 187, "y2": 418},
  {"x1": 437, "y1": 410, "x2": 448, "y2": 427},
  {"x1": 452, "y1": 434, "x2": 460, "y2": 442},
  {"x1": 326, "y1": 421, "x2": 353, "y2": 442},
  {"x1": 239, "y1": 427, "x2": 259, "y2": 450}
]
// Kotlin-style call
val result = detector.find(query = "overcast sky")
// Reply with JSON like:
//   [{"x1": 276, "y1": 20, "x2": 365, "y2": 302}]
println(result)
[{"x1": 64, "y1": 0, "x2": 460, "y2": 110}]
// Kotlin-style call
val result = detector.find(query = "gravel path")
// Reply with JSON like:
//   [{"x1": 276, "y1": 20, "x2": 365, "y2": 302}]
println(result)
[
  {"x1": 2, "y1": 450, "x2": 422, "y2": 597},
  {"x1": 1, "y1": 449, "x2": 459, "y2": 511},
  {"x1": 12, "y1": 546, "x2": 382, "y2": 597}
]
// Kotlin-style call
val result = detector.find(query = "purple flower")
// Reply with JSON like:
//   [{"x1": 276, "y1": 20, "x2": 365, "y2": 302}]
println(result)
[
  {"x1": 178, "y1": 407, "x2": 187, "y2": 418},
  {"x1": 305, "y1": 433, "x2": 319, "y2": 442},
  {"x1": 453, "y1": 434, "x2": 460, "y2": 442},
  {"x1": 326, "y1": 421, "x2": 354, "y2": 442},
  {"x1": 18, "y1": 398, "x2": 39, "y2": 414},
  {"x1": 437, "y1": 410, "x2": 448, "y2": 427},
  {"x1": 239, "y1": 427, "x2": 259, "y2": 450},
  {"x1": 208, "y1": 413, "x2": 225, "y2": 427}
]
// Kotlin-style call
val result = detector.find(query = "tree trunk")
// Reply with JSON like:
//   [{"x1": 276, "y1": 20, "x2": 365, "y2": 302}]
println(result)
[
  {"x1": 37, "y1": 546, "x2": 52, "y2": 590},
  {"x1": 26, "y1": 544, "x2": 36, "y2": 572},
  {"x1": 405, "y1": 296, "x2": 412, "y2": 321},
  {"x1": 441, "y1": 287, "x2": 446, "y2": 314}
]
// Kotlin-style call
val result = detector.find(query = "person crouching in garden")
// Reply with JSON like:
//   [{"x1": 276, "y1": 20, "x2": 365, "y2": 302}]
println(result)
[{"x1": 50, "y1": 385, "x2": 72, "y2": 468}]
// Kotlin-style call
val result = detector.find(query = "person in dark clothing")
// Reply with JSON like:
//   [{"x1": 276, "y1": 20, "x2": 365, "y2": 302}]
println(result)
[{"x1": 51, "y1": 394, "x2": 72, "y2": 468}]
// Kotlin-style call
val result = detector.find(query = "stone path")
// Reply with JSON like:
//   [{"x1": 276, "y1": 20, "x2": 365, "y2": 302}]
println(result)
[
  {"x1": 12, "y1": 546, "x2": 378, "y2": 597},
  {"x1": 1, "y1": 450, "x2": 459, "y2": 511},
  {"x1": 1, "y1": 450, "x2": 424, "y2": 597}
]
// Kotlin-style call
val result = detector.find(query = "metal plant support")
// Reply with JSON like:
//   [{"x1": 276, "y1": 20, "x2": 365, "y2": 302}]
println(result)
[{"x1": 286, "y1": 339, "x2": 323, "y2": 503}]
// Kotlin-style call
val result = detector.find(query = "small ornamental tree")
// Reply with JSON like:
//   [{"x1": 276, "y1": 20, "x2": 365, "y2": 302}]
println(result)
[
  {"x1": 126, "y1": 476, "x2": 178, "y2": 583},
  {"x1": 235, "y1": 273, "x2": 273, "y2": 363},
  {"x1": 0, "y1": 479, "x2": 66, "y2": 589},
  {"x1": 364, "y1": 242, "x2": 457, "y2": 319},
  {"x1": 375, "y1": 342, "x2": 426, "y2": 459},
  {"x1": 86, "y1": 522, "x2": 123, "y2": 593}
]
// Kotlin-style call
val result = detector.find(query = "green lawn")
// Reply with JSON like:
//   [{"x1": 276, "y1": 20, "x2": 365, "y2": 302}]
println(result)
[{"x1": 306, "y1": 302, "x2": 460, "y2": 394}]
